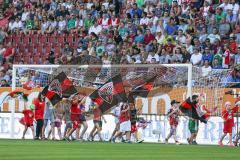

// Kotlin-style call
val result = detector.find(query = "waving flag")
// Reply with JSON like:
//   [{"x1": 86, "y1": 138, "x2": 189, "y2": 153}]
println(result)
[
  {"x1": 89, "y1": 74, "x2": 127, "y2": 113},
  {"x1": 0, "y1": 91, "x2": 29, "y2": 107},
  {"x1": 128, "y1": 75, "x2": 157, "y2": 103},
  {"x1": 179, "y1": 98, "x2": 208, "y2": 123},
  {"x1": 42, "y1": 72, "x2": 78, "y2": 106}
]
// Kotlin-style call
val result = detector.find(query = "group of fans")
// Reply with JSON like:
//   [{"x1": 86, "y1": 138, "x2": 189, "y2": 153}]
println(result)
[
  {"x1": 1, "y1": 0, "x2": 240, "y2": 85},
  {"x1": 20, "y1": 91, "x2": 240, "y2": 146}
]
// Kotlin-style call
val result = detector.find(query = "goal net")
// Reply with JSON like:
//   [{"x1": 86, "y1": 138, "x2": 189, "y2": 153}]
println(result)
[
  {"x1": 3, "y1": 64, "x2": 231, "y2": 139},
  {"x1": 9, "y1": 64, "x2": 231, "y2": 115}
]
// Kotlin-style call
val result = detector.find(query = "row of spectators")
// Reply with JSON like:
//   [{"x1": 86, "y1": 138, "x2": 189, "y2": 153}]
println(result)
[{"x1": 0, "y1": 0, "x2": 240, "y2": 86}]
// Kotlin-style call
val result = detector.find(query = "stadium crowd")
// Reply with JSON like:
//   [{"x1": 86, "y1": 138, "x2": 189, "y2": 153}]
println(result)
[{"x1": 0, "y1": 0, "x2": 240, "y2": 86}]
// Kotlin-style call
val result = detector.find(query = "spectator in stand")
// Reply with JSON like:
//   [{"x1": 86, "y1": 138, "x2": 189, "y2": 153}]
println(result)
[
  {"x1": 201, "y1": 47, "x2": 214, "y2": 65},
  {"x1": 190, "y1": 47, "x2": 202, "y2": 66},
  {"x1": 0, "y1": 79, "x2": 10, "y2": 87},
  {"x1": 234, "y1": 45, "x2": 240, "y2": 65},
  {"x1": 201, "y1": 60, "x2": 212, "y2": 76},
  {"x1": 212, "y1": 58, "x2": 223, "y2": 69},
  {"x1": 0, "y1": 0, "x2": 240, "y2": 84}
]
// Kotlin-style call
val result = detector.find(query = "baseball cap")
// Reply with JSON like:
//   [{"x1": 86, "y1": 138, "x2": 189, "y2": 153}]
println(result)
[{"x1": 171, "y1": 100, "x2": 180, "y2": 105}]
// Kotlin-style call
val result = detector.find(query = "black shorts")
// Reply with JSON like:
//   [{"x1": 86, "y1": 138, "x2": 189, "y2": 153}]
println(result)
[
  {"x1": 26, "y1": 124, "x2": 33, "y2": 127},
  {"x1": 93, "y1": 120, "x2": 102, "y2": 128}
]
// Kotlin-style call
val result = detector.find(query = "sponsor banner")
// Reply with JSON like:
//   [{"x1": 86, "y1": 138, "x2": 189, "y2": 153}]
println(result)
[{"x1": 0, "y1": 113, "x2": 239, "y2": 145}]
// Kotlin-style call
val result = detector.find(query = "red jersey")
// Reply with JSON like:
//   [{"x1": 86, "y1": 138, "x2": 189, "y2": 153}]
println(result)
[
  {"x1": 144, "y1": 33, "x2": 155, "y2": 45},
  {"x1": 119, "y1": 107, "x2": 130, "y2": 123},
  {"x1": 33, "y1": 98, "x2": 45, "y2": 120},
  {"x1": 70, "y1": 103, "x2": 80, "y2": 121},
  {"x1": 4, "y1": 47, "x2": 13, "y2": 58},
  {"x1": 93, "y1": 107, "x2": 102, "y2": 121},
  {"x1": 222, "y1": 106, "x2": 238, "y2": 127},
  {"x1": 168, "y1": 109, "x2": 179, "y2": 126},
  {"x1": 22, "y1": 109, "x2": 34, "y2": 125}
]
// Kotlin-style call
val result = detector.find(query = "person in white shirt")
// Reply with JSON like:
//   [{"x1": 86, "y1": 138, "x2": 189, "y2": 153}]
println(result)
[
  {"x1": 155, "y1": 31, "x2": 165, "y2": 44},
  {"x1": 146, "y1": 52, "x2": 160, "y2": 63},
  {"x1": 218, "y1": 0, "x2": 232, "y2": 12},
  {"x1": 190, "y1": 48, "x2": 202, "y2": 66},
  {"x1": 140, "y1": 12, "x2": 150, "y2": 26},
  {"x1": 47, "y1": 18, "x2": 57, "y2": 33},
  {"x1": 21, "y1": 8, "x2": 30, "y2": 22},
  {"x1": 12, "y1": 17, "x2": 23, "y2": 31},
  {"x1": 109, "y1": 103, "x2": 121, "y2": 141},
  {"x1": 57, "y1": 16, "x2": 66, "y2": 32},
  {"x1": 8, "y1": 19, "x2": 15, "y2": 32},
  {"x1": 41, "y1": 18, "x2": 50, "y2": 34},
  {"x1": 201, "y1": 60, "x2": 212, "y2": 76},
  {"x1": 88, "y1": 22, "x2": 102, "y2": 35},
  {"x1": 207, "y1": 27, "x2": 221, "y2": 44},
  {"x1": 230, "y1": 0, "x2": 239, "y2": 15},
  {"x1": 176, "y1": 29, "x2": 186, "y2": 45}
]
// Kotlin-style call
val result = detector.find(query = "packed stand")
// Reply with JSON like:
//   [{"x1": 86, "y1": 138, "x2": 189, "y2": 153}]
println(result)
[{"x1": 0, "y1": 0, "x2": 240, "y2": 86}]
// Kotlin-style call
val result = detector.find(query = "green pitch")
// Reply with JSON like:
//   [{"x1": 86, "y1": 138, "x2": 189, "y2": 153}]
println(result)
[{"x1": 0, "y1": 139, "x2": 239, "y2": 160}]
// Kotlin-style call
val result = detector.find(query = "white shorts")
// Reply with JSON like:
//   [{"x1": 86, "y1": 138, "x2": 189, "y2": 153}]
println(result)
[{"x1": 120, "y1": 120, "x2": 131, "y2": 132}]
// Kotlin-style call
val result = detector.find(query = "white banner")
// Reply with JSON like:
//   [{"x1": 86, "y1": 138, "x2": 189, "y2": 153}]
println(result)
[{"x1": 0, "y1": 113, "x2": 239, "y2": 145}]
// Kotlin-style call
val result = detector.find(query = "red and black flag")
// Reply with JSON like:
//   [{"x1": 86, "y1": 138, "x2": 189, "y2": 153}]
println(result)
[
  {"x1": 179, "y1": 97, "x2": 207, "y2": 124},
  {"x1": 89, "y1": 74, "x2": 127, "y2": 113},
  {"x1": 42, "y1": 72, "x2": 78, "y2": 106},
  {"x1": 128, "y1": 75, "x2": 157, "y2": 103}
]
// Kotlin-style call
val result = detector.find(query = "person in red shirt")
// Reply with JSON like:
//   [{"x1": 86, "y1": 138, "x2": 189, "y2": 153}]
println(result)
[
  {"x1": 33, "y1": 92, "x2": 45, "y2": 140},
  {"x1": 64, "y1": 95, "x2": 81, "y2": 140},
  {"x1": 144, "y1": 29, "x2": 155, "y2": 44},
  {"x1": 165, "y1": 100, "x2": 181, "y2": 145},
  {"x1": 112, "y1": 103, "x2": 131, "y2": 143},
  {"x1": 88, "y1": 103, "x2": 106, "y2": 141},
  {"x1": 219, "y1": 101, "x2": 239, "y2": 146},
  {"x1": 20, "y1": 104, "x2": 35, "y2": 139}
]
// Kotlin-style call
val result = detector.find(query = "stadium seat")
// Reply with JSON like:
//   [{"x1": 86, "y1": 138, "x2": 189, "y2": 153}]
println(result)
[
  {"x1": 27, "y1": 45, "x2": 34, "y2": 54},
  {"x1": 13, "y1": 35, "x2": 22, "y2": 45},
  {"x1": 32, "y1": 53, "x2": 40, "y2": 64},
  {"x1": 22, "y1": 35, "x2": 30, "y2": 45},
  {"x1": 54, "y1": 46, "x2": 61, "y2": 56},
  {"x1": 23, "y1": 53, "x2": 32, "y2": 64},
  {"x1": 48, "y1": 34, "x2": 56, "y2": 45},
  {"x1": 67, "y1": 34, "x2": 74, "y2": 46},
  {"x1": 18, "y1": 45, "x2": 27, "y2": 53},
  {"x1": 57, "y1": 34, "x2": 66, "y2": 46},
  {"x1": 43, "y1": 44, "x2": 52, "y2": 55},
  {"x1": 39, "y1": 34, "x2": 47, "y2": 45},
  {"x1": 30, "y1": 34, "x2": 39, "y2": 45},
  {"x1": 4, "y1": 35, "x2": 12, "y2": 45},
  {"x1": 13, "y1": 54, "x2": 21, "y2": 64},
  {"x1": 36, "y1": 45, "x2": 43, "y2": 55}
]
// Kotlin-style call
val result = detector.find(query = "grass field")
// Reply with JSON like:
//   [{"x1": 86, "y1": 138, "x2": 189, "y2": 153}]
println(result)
[{"x1": 0, "y1": 139, "x2": 239, "y2": 160}]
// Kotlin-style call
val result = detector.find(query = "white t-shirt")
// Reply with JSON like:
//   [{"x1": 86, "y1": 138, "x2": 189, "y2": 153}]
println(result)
[
  {"x1": 140, "y1": 17, "x2": 150, "y2": 26},
  {"x1": 21, "y1": 12, "x2": 30, "y2": 21},
  {"x1": 147, "y1": 54, "x2": 160, "y2": 63},
  {"x1": 201, "y1": 66, "x2": 212, "y2": 76},
  {"x1": 58, "y1": 20, "x2": 66, "y2": 30},
  {"x1": 207, "y1": 34, "x2": 221, "y2": 44},
  {"x1": 190, "y1": 53, "x2": 202, "y2": 65},
  {"x1": 111, "y1": 106, "x2": 121, "y2": 123},
  {"x1": 12, "y1": 21, "x2": 23, "y2": 30},
  {"x1": 8, "y1": 22, "x2": 15, "y2": 31},
  {"x1": 88, "y1": 25, "x2": 102, "y2": 35}
]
